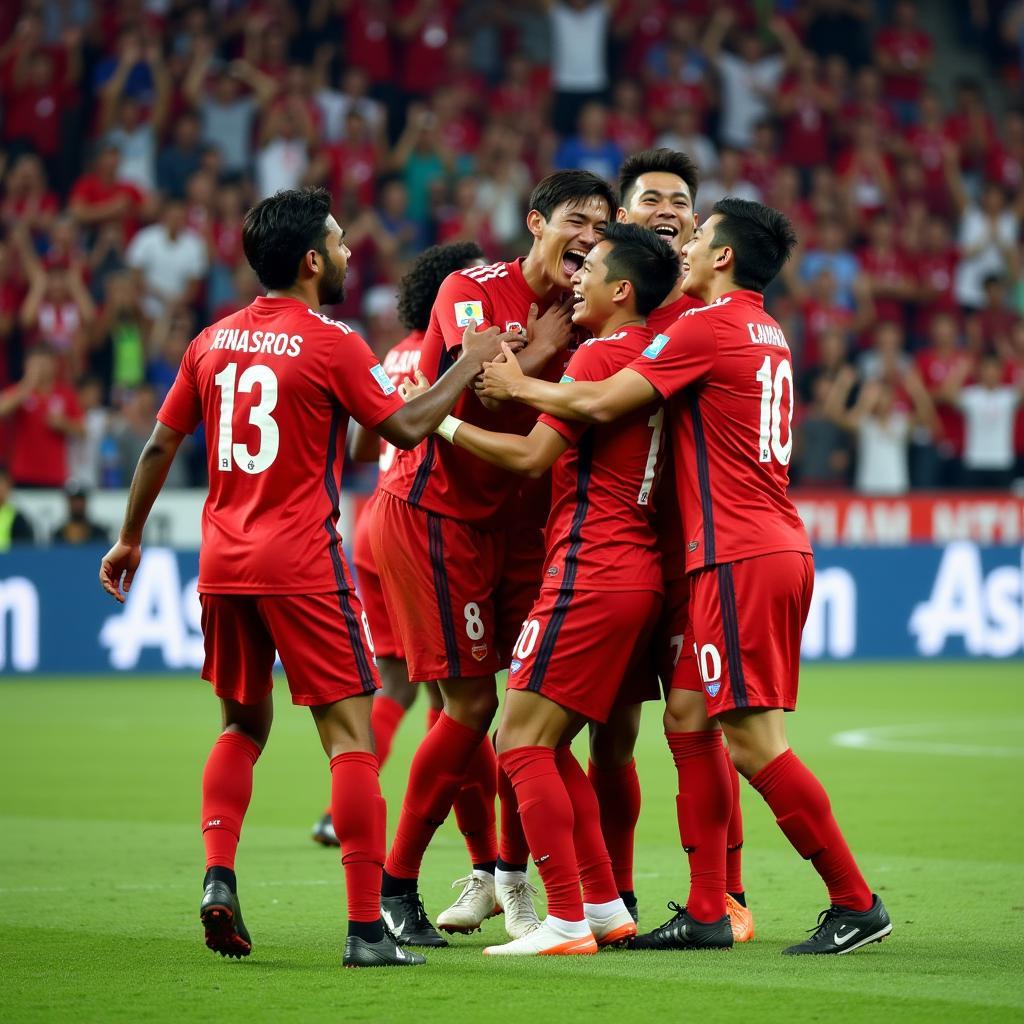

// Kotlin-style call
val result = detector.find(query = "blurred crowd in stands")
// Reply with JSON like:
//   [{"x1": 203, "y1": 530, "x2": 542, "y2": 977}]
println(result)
[{"x1": 1, "y1": 0, "x2": 1024, "y2": 541}]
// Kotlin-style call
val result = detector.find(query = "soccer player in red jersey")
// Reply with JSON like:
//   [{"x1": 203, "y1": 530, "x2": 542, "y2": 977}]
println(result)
[
  {"x1": 595, "y1": 149, "x2": 752, "y2": 941},
  {"x1": 310, "y1": 241, "x2": 490, "y2": 845},
  {"x1": 481, "y1": 198, "x2": 892, "y2": 956},
  {"x1": 428, "y1": 223, "x2": 680, "y2": 955},
  {"x1": 371, "y1": 171, "x2": 616, "y2": 946},
  {"x1": 97, "y1": 187, "x2": 511, "y2": 969}
]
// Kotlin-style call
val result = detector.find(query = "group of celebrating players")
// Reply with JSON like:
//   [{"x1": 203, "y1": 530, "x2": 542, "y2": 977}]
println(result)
[{"x1": 99, "y1": 146, "x2": 893, "y2": 969}]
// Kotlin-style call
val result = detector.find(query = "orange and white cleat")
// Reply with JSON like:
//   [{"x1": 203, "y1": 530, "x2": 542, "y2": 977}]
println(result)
[
  {"x1": 726, "y1": 894, "x2": 755, "y2": 943},
  {"x1": 586, "y1": 903, "x2": 638, "y2": 948},
  {"x1": 483, "y1": 920, "x2": 598, "y2": 957}
]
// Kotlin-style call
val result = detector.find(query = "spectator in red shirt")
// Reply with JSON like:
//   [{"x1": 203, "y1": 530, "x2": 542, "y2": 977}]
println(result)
[
  {"x1": 911, "y1": 214, "x2": 961, "y2": 343},
  {"x1": 313, "y1": 109, "x2": 382, "y2": 209},
  {"x1": 875, "y1": 0, "x2": 933, "y2": 124},
  {"x1": 858, "y1": 218, "x2": 916, "y2": 334},
  {"x1": 0, "y1": 347, "x2": 84, "y2": 488},
  {"x1": 1, "y1": 153, "x2": 58, "y2": 242},
  {"x1": 840, "y1": 66, "x2": 898, "y2": 148},
  {"x1": 396, "y1": 0, "x2": 456, "y2": 98},
  {"x1": 607, "y1": 80, "x2": 653, "y2": 153},
  {"x1": 903, "y1": 88, "x2": 957, "y2": 215},
  {"x1": 777, "y1": 52, "x2": 840, "y2": 179},
  {"x1": 916, "y1": 311, "x2": 971, "y2": 478},
  {"x1": 972, "y1": 274, "x2": 1021, "y2": 355},
  {"x1": 837, "y1": 119, "x2": 897, "y2": 229},
  {"x1": 798, "y1": 266, "x2": 875, "y2": 372},
  {"x1": 986, "y1": 108, "x2": 1024, "y2": 194},
  {"x1": 343, "y1": 0, "x2": 396, "y2": 87},
  {"x1": 68, "y1": 142, "x2": 147, "y2": 238},
  {"x1": 945, "y1": 77, "x2": 998, "y2": 180}
]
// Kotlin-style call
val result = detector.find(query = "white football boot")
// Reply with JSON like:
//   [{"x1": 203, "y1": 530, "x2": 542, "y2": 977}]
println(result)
[
  {"x1": 495, "y1": 873, "x2": 541, "y2": 939},
  {"x1": 436, "y1": 872, "x2": 499, "y2": 934},
  {"x1": 483, "y1": 918, "x2": 598, "y2": 956}
]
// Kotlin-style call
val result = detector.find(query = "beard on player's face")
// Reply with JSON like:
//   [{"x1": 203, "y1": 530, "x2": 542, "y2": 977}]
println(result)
[{"x1": 318, "y1": 256, "x2": 346, "y2": 305}]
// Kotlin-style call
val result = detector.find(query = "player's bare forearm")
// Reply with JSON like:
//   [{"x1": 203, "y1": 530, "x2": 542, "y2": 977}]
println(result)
[
  {"x1": 348, "y1": 420, "x2": 381, "y2": 462},
  {"x1": 118, "y1": 423, "x2": 185, "y2": 544},
  {"x1": 448, "y1": 421, "x2": 566, "y2": 478}
]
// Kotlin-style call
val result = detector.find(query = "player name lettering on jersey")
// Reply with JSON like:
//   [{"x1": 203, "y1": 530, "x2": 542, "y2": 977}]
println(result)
[
  {"x1": 210, "y1": 328, "x2": 304, "y2": 356},
  {"x1": 747, "y1": 322, "x2": 789, "y2": 349},
  {"x1": 384, "y1": 347, "x2": 422, "y2": 379}
]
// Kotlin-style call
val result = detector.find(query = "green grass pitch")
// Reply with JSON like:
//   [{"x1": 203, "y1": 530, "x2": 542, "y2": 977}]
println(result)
[{"x1": 1, "y1": 663, "x2": 1022, "y2": 1023}]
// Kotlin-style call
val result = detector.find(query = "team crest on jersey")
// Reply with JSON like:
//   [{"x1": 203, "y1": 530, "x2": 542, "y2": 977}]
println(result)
[
  {"x1": 472, "y1": 643, "x2": 488, "y2": 662},
  {"x1": 688, "y1": 540, "x2": 699, "y2": 552},
  {"x1": 505, "y1": 321, "x2": 524, "y2": 334},
  {"x1": 705, "y1": 680, "x2": 722, "y2": 698},
  {"x1": 546, "y1": 565, "x2": 559, "y2": 577},
  {"x1": 370, "y1": 363, "x2": 397, "y2": 396},
  {"x1": 454, "y1": 301, "x2": 484, "y2": 327},
  {"x1": 509, "y1": 659, "x2": 522, "y2": 674},
  {"x1": 642, "y1": 333, "x2": 670, "y2": 359}
]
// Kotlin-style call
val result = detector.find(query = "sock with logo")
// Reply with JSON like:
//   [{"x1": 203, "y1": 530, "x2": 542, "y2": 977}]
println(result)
[
  {"x1": 750, "y1": 748, "x2": 873, "y2": 912},
  {"x1": 384, "y1": 713, "x2": 487, "y2": 881},
  {"x1": 499, "y1": 746, "x2": 584, "y2": 923},
  {"x1": 724, "y1": 744, "x2": 745, "y2": 896},
  {"x1": 330, "y1": 751, "x2": 386, "y2": 924},
  {"x1": 201, "y1": 730, "x2": 262, "y2": 871},
  {"x1": 588, "y1": 758, "x2": 641, "y2": 895},
  {"x1": 370, "y1": 694, "x2": 406, "y2": 769},
  {"x1": 555, "y1": 746, "x2": 619, "y2": 905},
  {"x1": 665, "y1": 730, "x2": 731, "y2": 924},
  {"x1": 452, "y1": 733, "x2": 498, "y2": 868},
  {"x1": 497, "y1": 756, "x2": 531, "y2": 868}
]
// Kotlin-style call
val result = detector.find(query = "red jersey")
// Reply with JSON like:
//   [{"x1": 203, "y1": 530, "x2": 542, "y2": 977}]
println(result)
[
  {"x1": 629, "y1": 291, "x2": 811, "y2": 574},
  {"x1": 382, "y1": 258, "x2": 561, "y2": 526},
  {"x1": 377, "y1": 331, "x2": 425, "y2": 479},
  {"x1": 158, "y1": 296, "x2": 404, "y2": 594},
  {"x1": 876, "y1": 27, "x2": 932, "y2": 102},
  {"x1": 5, "y1": 383, "x2": 81, "y2": 487},
  {"x1": 538, "y1": 326, "x2": 663, "y2": 594},
  {"x1": 646, "y1": 292, "x2": 702, "y2": 583}
]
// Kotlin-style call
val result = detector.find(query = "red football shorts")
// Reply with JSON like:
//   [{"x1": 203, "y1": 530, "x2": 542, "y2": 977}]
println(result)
[
  {"x1": 352, "y1": 491, "x2": 404, "y2": 660},
  {"x1": 656, "y1": 574, "x2": 702, "y2": 694},
  {"x1": 688, "y1": 551, "x2": 814, "y2": 716},
  {"x1": 199, "y1": 591, "x2": 379, "y2": 707},
  {"x1": 371, "y1": 491, "x2": 505, "y2": 682},
  {"x1": 506, "y1": 587, "x2": 662, "y2": 723}
]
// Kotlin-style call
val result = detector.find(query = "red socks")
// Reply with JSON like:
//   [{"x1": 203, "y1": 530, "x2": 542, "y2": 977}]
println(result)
[
  {"x1": 556, "y1": 747, "x2": 618, "y2": 905},
  {"x1": 384, "y1": 712, "x2": 486, "y2": 880},
  {"x1": 498, "y1": 759, "x2": 531, "y2": 866},
  {"x1": 588, "y1": 758, "x2": 641, "y2": 894},
  {"x1": 499, "y1": 746, "x2": 583, "y2": 921},
  {"x1": 724, "y1": 744, "x2": 745, "y2": 895},
  {"x1": 201, "y1": 730, "x2": 261, "y2": 870},
  {"x1": 452, "y1": 734, "x2": 498, "y2": 866},
  {"x1": 665, "y1": 730, "x2": 732, "y2": 923},
  {"x1": 370, "y1": 695, "x2": 406, "y2": 768},
  {"x1": 330, "y1": 751, "x2": 386, "y2": 923},
  {"x1": 750, "y1": 749, "x2": 872, "y2": 912}
]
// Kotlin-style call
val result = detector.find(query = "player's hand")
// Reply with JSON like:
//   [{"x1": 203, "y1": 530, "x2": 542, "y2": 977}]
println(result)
[
  {"x1": 526, "y1": 298, "x2": 574, "y2": 353},
  {"x1": 460, "y1": 321, "x2": 505, "y2": 365},
  {"x1": 480, "y1": 342, "x2": 525, "y2": 401},
  {"x1": 100, "y1": 541, "x2": 142, "y2": 604},
  {"x1": 398, "y1": 369, "x2": 430, "y2": 402}
]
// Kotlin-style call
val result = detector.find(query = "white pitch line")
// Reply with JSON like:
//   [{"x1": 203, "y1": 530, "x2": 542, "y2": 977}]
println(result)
[{"x1": 832, "y1": 721, "x2": 1024, "y2": 758}]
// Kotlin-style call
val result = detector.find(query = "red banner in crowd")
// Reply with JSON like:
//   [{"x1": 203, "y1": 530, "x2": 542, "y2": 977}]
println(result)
[{"x1": 793, "y1": 491, "x2": 1024, "y2": 545}]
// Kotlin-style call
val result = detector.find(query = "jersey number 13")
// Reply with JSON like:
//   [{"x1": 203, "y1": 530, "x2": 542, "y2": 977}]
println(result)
[{"x1": 214, "y1": 362, "x2": 280, "y2": 474}]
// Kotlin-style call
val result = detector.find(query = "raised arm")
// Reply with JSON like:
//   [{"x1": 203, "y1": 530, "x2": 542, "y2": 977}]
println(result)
[
  {"x1": 480, "y1": 342, "x2": 657, "y2": 423},
  {"x1": 100, "y1": 421, "x2": 187, "y2": 602}
]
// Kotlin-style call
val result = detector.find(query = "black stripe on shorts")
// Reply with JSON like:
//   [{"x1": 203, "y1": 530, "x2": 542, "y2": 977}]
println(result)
[
  {"x1": 427, "y1": 512, "x2": 461, "y2": 678},
  {"x1": 716, "y1": 563, "x2": 748, "y2": 708}
]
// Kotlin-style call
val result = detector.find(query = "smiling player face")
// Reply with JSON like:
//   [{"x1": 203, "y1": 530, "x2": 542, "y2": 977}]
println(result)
[
  {"x1": 569, "y1": 240, "x2": 622, "y2": 331},
  {"x1": 317, "y1": 214, "x2": 351, "y2": 305},
  {"x1": 618, "y1": 171, "x2": 695, "y2": 256},
  {"x1": 679, "y1": 214, "x2": 724, "y2": 299},
  {"x1": 535, "y1": 196, "x2": 610, "y2": 292}
]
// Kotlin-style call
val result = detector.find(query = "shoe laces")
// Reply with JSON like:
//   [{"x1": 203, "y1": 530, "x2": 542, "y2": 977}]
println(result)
[
  {"x1": 657, "y1": 901, "x2": 688, "y2": 930},
  {"x1": 405, "y1": 892, "x2": 433, "y2": 930},
  {"x1": 449, "y1": 874, "x2": 488, "y2": 907},
  {"x1": 805, "y1": 905, "x2": 843, "y2": 939}
]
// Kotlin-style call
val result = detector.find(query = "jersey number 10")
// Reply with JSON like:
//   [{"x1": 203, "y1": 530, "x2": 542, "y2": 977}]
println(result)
[
  {"x1": 214, "y1": 362, "x2": 280, "y2": 474},
  {"x1": 755, "y1": 356, "x2": 793, "y2": 466}
]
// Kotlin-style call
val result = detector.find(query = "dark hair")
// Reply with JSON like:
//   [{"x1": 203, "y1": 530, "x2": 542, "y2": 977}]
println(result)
[
  {"x1": 528, "y1": 170, "x2": 616, "y2": 221},
  {"x1": 618, "y1": 148, "x2": 700, "y2": 208},
  {"x1": 599, "y1": 222, "x2": 679, "y2": 316},
  {"x1": 242, "y1": 186, "x2": 333, "y2": 290},
  {"x1": 397, "y1": 241, "x2": 485, "y2": 331},
  {"x1": 709, "y1": 198, "x2": 797, "y2": 292}
]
